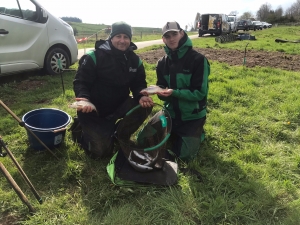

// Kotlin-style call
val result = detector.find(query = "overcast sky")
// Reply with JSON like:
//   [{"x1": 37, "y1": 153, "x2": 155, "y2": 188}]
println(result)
[{"x1": 36, "y1": 0, "x2": 295, "y2": 28}]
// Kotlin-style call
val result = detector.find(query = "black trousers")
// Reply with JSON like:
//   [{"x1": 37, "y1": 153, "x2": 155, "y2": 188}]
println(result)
[
  {"x1": 77, "y1": 97, "x2": 138, "y2": 159},
  {"x1": 166, "y1": 116, "x2": 206, "y2": 161}
]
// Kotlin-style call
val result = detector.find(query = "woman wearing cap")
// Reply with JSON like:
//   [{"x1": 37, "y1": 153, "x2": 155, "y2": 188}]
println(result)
[
  {"x1": 155, "y1": 21, "x2": 210, "y2": 161},
  {"x1": 73, "y1": 21, "x2": 153, "y2": 159}
]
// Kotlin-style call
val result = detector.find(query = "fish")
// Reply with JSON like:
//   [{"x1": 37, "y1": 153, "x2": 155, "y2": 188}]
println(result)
[
  {"x1": 69, "y1": 100, "x2": 97, "y2": 112},
  {"x1": 132, "y1": 150, "x2": 159, "y2": 167},
  {"x1": 140, "y1": 85, "x2": 165, "y2": 95},
  {"x1": 128, "y1": 151, "x2": 154, "y2": 172}
]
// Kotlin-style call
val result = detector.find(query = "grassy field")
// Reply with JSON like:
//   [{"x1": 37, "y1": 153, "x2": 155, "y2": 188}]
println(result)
[
  {"x1": 135, "y1": 26, "x2": 300, "y2": 55},
  {"x1": 71, "y1": 21, "x2": 163, "y2": 49},
  {"x1": 192, "y1": 26, "x2": 300, "y2": 55},
  {"x1": 71, "y1": 21, "x2": 161, "y2": 38},
  {"x1": 0, "y1": 26, "x2": 300, "y2": 224}
]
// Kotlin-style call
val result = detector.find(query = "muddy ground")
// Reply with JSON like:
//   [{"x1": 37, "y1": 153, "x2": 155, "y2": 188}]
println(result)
[{"x1": 137, "y1": 48, "x2": 300, "y2": 71}]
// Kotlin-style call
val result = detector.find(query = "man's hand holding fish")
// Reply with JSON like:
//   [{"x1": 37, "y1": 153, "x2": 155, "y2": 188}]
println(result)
[
  {"x1": 69, "y1": 98, "x2": 97, "y2": 113},
  {"x1": 140, "y1": 85, "x2": 167, "y2": 95},
  {"x1": 156, "y1": 88, "x2": 173, "y2": 97},
  {"x1": 139, "y1": 96, "x2": 154, "y2": 108}
]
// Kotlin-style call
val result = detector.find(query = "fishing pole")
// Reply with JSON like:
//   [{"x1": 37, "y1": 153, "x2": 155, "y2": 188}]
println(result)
[
  {"x1": 0, "y1": 136, "x2": 43, "y2": 204},
  {"x1": 0, "y1": 100, "x2": 59, "y2": 160},
  {"x1": 57, "y1": 58, "x2": 65, "y2": 96},
  {"x1": 0, "y1": 162, "x2": 35, "y2": 213}
]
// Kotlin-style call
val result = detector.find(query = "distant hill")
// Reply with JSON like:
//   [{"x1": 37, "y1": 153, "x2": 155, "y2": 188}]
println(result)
[{"x1": 61, "y1": 17, "x2": 82, "y2": 23}]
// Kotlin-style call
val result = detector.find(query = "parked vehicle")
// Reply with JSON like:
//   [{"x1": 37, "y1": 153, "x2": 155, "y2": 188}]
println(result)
[
  {"x1": 198, "y1": 13, "x2": 231, "y2": 37},
  {"x1": 253, "y1": 21, "x2": 263, "y2": 30},
  {"x1": 236, "y1": 20, "x2": 256, "y2": 31},
  {"x1": 228, "y1": 15, "x2": 237, "y2": 33},
  {"x1": 261, "y1": 22, "x2": 272, "y2": 28},
  {"x1": 0, "y1": 0, "x2": 78, "y2": 76}
]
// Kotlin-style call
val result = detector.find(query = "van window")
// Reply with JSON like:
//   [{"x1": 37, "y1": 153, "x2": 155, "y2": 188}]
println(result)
[
  {"x1": 1, "y1": 0, "x2": 37, "y2": 22},
  {"x1": 0, "y1": 1, "x2": 20, "y2": 17},
  {"x1": 228, "y1": 17, "x2": 235, "y2": 22}
]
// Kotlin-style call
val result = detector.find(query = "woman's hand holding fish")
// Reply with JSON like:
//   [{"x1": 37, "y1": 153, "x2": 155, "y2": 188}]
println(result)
[{"x1": 139, "y1": 96, "x2": 154, "y2": 108}]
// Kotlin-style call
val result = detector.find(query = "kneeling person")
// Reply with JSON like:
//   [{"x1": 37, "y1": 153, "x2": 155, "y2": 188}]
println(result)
[
  {"x1": 155, "y1": 21, "x2": 210, "y2": 161},
  {"x1": 73, "y1": 21, "x2": 153, "y2": 159}
]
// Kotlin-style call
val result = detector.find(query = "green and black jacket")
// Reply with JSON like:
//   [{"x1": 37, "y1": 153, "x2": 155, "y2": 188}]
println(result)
[{"x1": 156, "y1": 33, "x2": 210, "y2": 121}]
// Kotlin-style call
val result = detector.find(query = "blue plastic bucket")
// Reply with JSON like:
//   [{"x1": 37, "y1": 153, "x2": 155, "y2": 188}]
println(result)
[{"x1": 22, "y1": 108, "x2": 71, "y2": 151}]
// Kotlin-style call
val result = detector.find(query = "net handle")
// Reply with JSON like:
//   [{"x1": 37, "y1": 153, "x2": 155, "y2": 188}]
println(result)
[
  {"x1": 144, "y1": 133, "x2": 170, "y2": 152},
  {"x1": 125, "y1": 103, "x2": 164, "y2": 116},
  {"x1": 124, "y1": 103, "x2": 172, "y2": 152}
]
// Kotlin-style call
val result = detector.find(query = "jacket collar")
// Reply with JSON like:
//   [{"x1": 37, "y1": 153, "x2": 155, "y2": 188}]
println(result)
[{"x1": 164, "y1": 32, "x2": 192, "y2": 60}]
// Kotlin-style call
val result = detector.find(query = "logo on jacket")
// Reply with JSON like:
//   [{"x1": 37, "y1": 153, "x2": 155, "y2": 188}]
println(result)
[{"x1": 129, "y1": 67, "x2": 137, "y2": 72}]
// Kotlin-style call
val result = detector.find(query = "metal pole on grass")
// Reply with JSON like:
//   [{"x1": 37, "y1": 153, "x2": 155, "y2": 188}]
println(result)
[
  {"x1": 0, "y1": 136, "x2": 43, "y2": 204},
  {"x1": 0, "y1": 100, "x2": 59, "y2": 160},
  {"x1": 0, "y1": 162, "x2": 35, "y2": 213},
  {"x1": 57, "y1": 58, "x2": 65, "y2": 96},
  {"x1": 243, "y1": 43, "x2": 249, "y2": 66}
]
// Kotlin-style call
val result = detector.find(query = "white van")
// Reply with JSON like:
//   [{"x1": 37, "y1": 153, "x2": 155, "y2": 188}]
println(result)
[
  {"x1": 197, "y1": 13, "x2": 231, "y2": 37},
  {"x1": 228, "y1": 15, "x2": 237, "y2": 33},
  {"x1": 0, "y1": 0, "x2": 78, "y2": 76}
]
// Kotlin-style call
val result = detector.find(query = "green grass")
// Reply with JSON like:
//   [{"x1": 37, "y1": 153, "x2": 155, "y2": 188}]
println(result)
[
  {"x1": 77, "y1": 33, "x2": 165, "y2": 49},
  {"x1": 77, "y1": 25, "x2": 300, "y2": 54},
  {"x1": 1, "y1": 26, "x2": 300, "y2": 224}
]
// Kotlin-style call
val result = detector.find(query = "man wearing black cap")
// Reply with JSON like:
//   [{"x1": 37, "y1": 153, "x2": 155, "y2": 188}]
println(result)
[
  {"x1": 155, "y1": 21, "x2": 210, "y2": 161},
  {"x1": 73, "y1": 21, "x2": 153, "y2": 159}
]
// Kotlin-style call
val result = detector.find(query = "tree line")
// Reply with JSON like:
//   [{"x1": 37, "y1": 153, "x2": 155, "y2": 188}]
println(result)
[
  {"x1": 232, "y1": 0, "x2": 300, "y2": 23},
  {"x1": 60, "y1": 17, "x2": 82, "y2": 23}
]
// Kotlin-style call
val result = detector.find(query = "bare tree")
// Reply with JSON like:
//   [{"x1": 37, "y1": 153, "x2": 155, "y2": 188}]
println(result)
[
  {"x1": 274, "y1": 6, "x2": 283, "y2": 18},
  {"x1": 229, "y1": 11, "x2": 238, "y2": 16},
  {"x1": 238, "y1": 12, "x2": 254, "y2": 20},
  {"x1": 285, "y1": 0, "x2": 300, "y2": 20},
  {"x1": 194, "y1": 12, "x2": 201, "y2": 29},
  {"x1": 256, "y1": 2, "x2": 272, "y2": 21},
  {"x1": 188, "y1": 22, "x2": 195, "y2": 31}
]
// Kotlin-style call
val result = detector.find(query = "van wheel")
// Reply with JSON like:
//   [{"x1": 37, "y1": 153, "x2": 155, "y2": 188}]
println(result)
[{"x1": 45, "y1": 48, "x2": 70, "y2": 75}]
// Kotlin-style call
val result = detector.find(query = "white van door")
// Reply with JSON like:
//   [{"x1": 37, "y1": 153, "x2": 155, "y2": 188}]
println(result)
[{"x1": 0, "y1": 0, "x2": 49, "y2": 74}]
